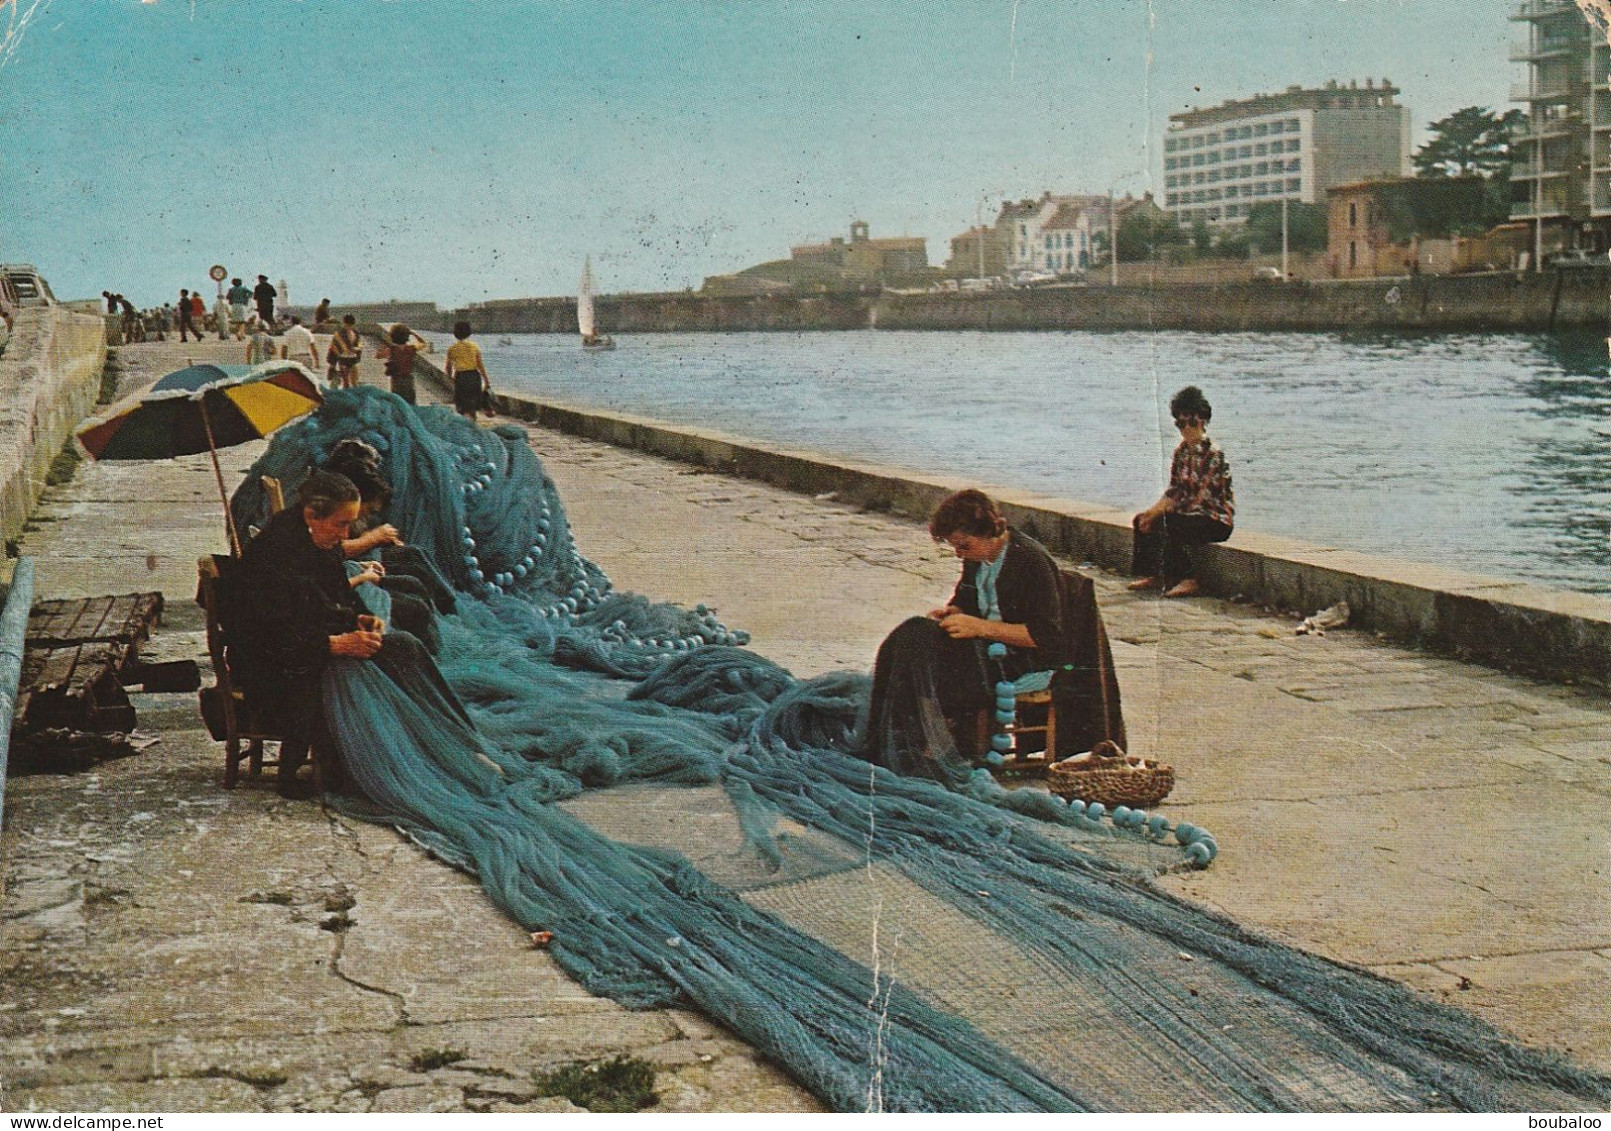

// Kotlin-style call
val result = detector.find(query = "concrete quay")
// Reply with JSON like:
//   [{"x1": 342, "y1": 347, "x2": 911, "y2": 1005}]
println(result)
[{"x1": 2, "y1": 336, "x2": 1609, "y2": 1111}]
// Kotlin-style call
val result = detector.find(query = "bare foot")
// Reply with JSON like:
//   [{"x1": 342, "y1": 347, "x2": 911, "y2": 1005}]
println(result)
[
  {"x1": 1127, "y1": 576, "x2": 1162, "y2": 592},
  {"x1": 1163, "y1": 579, "x2": 1200, "y2": 598}
]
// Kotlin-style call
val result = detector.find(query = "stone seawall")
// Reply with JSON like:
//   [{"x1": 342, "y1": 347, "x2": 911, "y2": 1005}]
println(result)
[
  {"x1": 401, "y1": 344, "x2": 1611, "y2": 687},
  {"x1": 872, "y1": 270, "x2": 1611, "y2": 332},
  {"x1": 0, "y1": 308, "x2": 106, "y2": 543},
  {"x1": 430, "y1": 270, "x2": 1611, "y2": 335}
]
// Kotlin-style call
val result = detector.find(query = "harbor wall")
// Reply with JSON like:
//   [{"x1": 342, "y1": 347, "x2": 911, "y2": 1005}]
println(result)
[
  {"x1": 403, "y1": 346, "x2": 1611, "y2": 687},
  {"x1": 429, "y1": 270, "x2": 1611, "y2": 335},
  {"x1": 0, "y1": 308, "x2": 106, "y2": 544}
]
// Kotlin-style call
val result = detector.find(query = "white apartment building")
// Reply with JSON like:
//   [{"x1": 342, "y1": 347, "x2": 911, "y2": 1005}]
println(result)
[
  {"x1": 1164, "y1": 79, "x2": 1410, "y2": 228},
  {"x1": 1509, "y1": 0, "x2": 1611, "y2": 247}
]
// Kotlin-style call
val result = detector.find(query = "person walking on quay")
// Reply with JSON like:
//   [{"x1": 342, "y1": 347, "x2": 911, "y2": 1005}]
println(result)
[
  {"x1": 177, "y1": 288, "x2": 203, "y2": 343},
  {"x1": 327, "y1": 314, "x2": 363, "y2": 388},
  {"x1": 314, "y1": 297, "x2": 331, "y2": 327},
  {"x1": 1129, "y1": 385, "x2": 1234, "y2": 599},
  {"x1": 444, "y1": 320, "x2": 491, "y2": 420},
  {"x1": 226, "y1": 277, "x2": 252, "y2": 339},
  {"x1": 117, "y1": 295, "x2": 138, "y2": 340},
  {"x1": 280, "y1": 315, "x2": 319, "y2": 369},
  {"x1": 253, "y1": 274, "x2": 277, "y2": 325},
  {"x1": 103, "y1": 291, "x2": 117, "y2": 315},
  {"x1": 245, "y1": 317, "x2": 278, "y2": 365},
  {"x1": 376, "y1": 323, "x2": 421, "y2": 405}
]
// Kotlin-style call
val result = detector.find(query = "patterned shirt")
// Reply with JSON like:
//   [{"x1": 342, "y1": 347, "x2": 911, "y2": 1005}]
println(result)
[{"x1": 1165, "y1": 436, "x2": 1234, "y2": 527}]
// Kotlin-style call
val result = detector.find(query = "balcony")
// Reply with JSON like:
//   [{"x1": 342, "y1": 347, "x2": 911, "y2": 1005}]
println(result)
[
  {"x1": 1514, "y1": 114, "x2": 1583, "y2": 142},
  {"x1": 1511, "y1": 0, "x2": 1584, "y2": 19},
  {"x1": 1512, "y1": 200, "x2": 1571, "y2": 219},
  {"x1": 1510, "y1": 36, "x2": 1582, "y2": 60},
  {"x1": 1511, "y1": 82, "x2": 1580, "y2": 101},
  {"x1": 1511, "y1": 165, "x2": 1574, "y2": 181}
]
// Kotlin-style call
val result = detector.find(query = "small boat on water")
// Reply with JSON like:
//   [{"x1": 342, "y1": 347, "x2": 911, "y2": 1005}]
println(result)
[
  {"x1": 498, "y1": 337, "x2": 513, "y2": 346},
  {"x1": 578, "y1": 257, "x2": 616, "y2": 352}
]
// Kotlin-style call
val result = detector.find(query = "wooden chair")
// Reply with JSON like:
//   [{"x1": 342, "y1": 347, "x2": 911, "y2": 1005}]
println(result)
[
  {"x1": 974, "y1": 567, "x2": 1126, "y2": 776},
  {"x1": 196, "y1": 554, "x2": 318, "y2": 790},
  {"x1": 975, "y1": 684, "x2": 1057, "y2": 775},
  {"x1": 260, "y1": 475, "x2": 286, "y2": 515}
]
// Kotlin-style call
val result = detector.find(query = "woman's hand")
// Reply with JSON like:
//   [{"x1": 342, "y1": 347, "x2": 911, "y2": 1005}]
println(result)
[
  {"x1": 364, "y1": 524, "x2": 403, "y2": 550},
  {"x1": 938, "y1": 612, "x2": 987, "y2": 639},
  {"x1": 330, "y1": 629, "x2": 383, "y2": 659},
  {"x1": 350, "y1": 562, "x2": 385, "y2": 588},
  {"x1": 927, "y1": 604, "x2": 962, "y2": 621}
]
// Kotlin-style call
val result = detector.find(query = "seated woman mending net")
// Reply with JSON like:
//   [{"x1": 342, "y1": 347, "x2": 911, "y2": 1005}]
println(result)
[{"x1": 860, "y1": 488, "x2": 1124, "y2": 781}]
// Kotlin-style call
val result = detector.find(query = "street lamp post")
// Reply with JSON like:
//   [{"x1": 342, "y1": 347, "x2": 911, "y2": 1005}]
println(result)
[
  {"x1": 975, "y1": 192, "x2": 998, "y2": 283},
  {"x1": 1106, "y1": 169, "x2": 1145, "y2": 287},
  {"x1": 1109, "y1": 191, "x2": 1118, "y2": 286},
  {"x1": 1281, "y1": 195, "x2": 1290, "y2": 279}
]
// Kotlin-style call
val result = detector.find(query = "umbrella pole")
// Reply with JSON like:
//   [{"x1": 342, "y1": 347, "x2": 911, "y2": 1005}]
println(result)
[{"x1": 200, "y1": 399, "x2": 243, "y2": 557}]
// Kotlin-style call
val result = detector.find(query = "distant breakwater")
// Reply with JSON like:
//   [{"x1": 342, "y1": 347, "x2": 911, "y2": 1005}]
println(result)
[{"x1": 403, "y1": 271, "x2": 1611, "y2": 335}]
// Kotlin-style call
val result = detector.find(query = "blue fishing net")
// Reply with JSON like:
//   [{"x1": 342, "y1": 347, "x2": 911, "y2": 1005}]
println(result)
[{"x1": 231, "y1": 388, "x2": 1611, "y2": 1112}]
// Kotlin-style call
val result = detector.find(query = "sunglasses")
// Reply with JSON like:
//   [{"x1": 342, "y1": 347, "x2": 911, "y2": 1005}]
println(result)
[{"x1": 1174, "y1": 415, "x2": 1201, "y2": 428}]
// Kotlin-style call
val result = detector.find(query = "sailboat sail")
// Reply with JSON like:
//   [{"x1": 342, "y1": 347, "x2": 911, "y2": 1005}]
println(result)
[{"x1": 578, "y1": 258, "x2": 597, "y2": 340}]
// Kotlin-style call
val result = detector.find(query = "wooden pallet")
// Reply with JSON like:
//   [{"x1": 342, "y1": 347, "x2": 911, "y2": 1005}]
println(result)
[
  {"x1": 27, "y1": 592, "x2": 164, "y2": 649},
  {"x1": 17, "y1": 642, "x2": 136, "y2": 734}
]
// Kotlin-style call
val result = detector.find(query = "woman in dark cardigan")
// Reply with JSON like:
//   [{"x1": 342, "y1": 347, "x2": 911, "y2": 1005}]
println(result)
[{"x1": 860, "y1": 489, "x2": 1069, "y2": 782}]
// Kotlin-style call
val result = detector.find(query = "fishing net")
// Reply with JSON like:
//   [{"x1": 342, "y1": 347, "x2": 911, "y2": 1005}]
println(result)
[{"x1": 231, "y1": 388, "x2": 1611, "y2": 1112}]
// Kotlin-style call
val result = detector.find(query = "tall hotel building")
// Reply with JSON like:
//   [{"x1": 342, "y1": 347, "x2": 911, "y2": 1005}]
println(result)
[
  {"x1": 1509, "y1": 0, "x2": 1611, "y2": 246},
  {"x1": 1163, "y1": 80, "x2": 1410, "y2": 229}
]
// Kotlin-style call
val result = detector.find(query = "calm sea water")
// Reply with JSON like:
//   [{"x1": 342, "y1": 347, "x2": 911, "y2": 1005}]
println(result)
[{"x1": 426, "y1": 330, "x2": 1611, "y2": 597}]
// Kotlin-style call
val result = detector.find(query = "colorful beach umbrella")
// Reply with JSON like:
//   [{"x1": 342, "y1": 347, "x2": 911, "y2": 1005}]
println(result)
[{"x1": 76, "y1": 361, "x2": 323, "y2": 554}]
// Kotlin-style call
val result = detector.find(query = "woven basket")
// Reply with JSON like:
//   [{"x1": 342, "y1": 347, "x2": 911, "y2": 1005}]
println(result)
[{"x1": 1047, "y1": 741, "x2": 1175, "y2": 809}]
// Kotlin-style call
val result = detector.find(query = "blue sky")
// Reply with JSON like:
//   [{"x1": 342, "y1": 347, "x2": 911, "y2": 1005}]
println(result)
[{"x1": 0, "y1": 0, "x2": 1529, "y2": 306}]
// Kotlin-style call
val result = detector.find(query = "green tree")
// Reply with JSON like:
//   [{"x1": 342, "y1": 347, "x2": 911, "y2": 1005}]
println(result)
[
  {"x1": 1191, "y1": 218, "x2": 1213, "y2": 254},
  {"x1": 1116, "y1": 211, "x2": 1186, "y2": 260},
  {"x1": 1413, "y1": 106, "x2": 1527, "y2": 178},
  {"x1": 1243, "y1": 202, "x2": 1327, "y2": 254}
]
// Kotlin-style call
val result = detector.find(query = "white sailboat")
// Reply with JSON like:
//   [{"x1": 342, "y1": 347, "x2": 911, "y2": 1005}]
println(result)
[{"x1": 578, "y1": 257, "x2": 615, "y2": 351}]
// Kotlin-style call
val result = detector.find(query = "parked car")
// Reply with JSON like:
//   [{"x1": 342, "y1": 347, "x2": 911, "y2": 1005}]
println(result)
[
  {"x1": 1, "y1": 264, "x2": 56, "y2": 306},
  {"x1": 1545, "y1": 249, "x2": 1607, "y2": 268},
  {"x1": 1252, "y1": 266, "x2": 1287, "y2": 281},
  {"x1": 1010, "y1": 270, "x2": 1059, "y2": 288}
]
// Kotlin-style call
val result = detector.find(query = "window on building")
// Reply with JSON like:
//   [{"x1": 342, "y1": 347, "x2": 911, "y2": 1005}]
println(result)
[
  {"x1": 1287, "y1": 139, "x2": 1302, "y2": 152},
  {"x1": 1193, "y1": 153, "x2": 1204, "y2": 166},
  {"x1": 1255, "y1": 143, "x2": 1268, "y2": 156},
  {"x1": 1255, "y1": 122, "x2": 1268, "y2": 136},
  {"x1": 1286, "y1": 178, "x2": 1301, "y2": 192},
  {"x1": 1045, "y1": 236, "x2": 1053, "y2": 249},
  {"x1": 1241, "y1": 145, "x2": 1252, "y2": 158},
  {"x1": 1209, "y1": 207, "x2": 1222, "y2": 219},
  {"x1": 1194, "y1": 172, "x2": 1205, "y2": 184},
  {"x1": 1165, "y1": 157, "x2": 1176, "y2": 170},
  {"x1": 1349, "y1": 201, "x2": 1357, "y2": 226},
  {"x1": 1287, "y1": 158, "x2": 1301, "y2": 172},
  {"x1": 1166, "y1": 194, "x2": 1178, "y2": 206},
  {"x1": 1165, "y1": 138, "x2": 1178, "y2": 153},
  {"x1": 1256, "y1": 162, "x2": 1269, "y2": 175},
  {"x1": 1285, "y1": 118, "x2": 1300, "y2": 131},
  {"x1": 1208, "y1": 170, "x2": 1220, "y2": 183},
  {"x1": 1207, "y1": 132, "x2": 1220, "y2": 144},
  {"x1": 1349, "y1": 241, "x2": 1357, "y2": 269},
  {"x1": 1208, "y1": 151, "x2": 1220, "y2": 163}
]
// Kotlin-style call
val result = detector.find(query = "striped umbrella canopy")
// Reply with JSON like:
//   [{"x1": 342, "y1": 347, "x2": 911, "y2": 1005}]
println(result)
[
  {"x1": 75, "y1": 361, "x2": 324, "y2": 554},
  {"x1": 76, "y1": 361, "x2": 323, "y2": 461}
]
